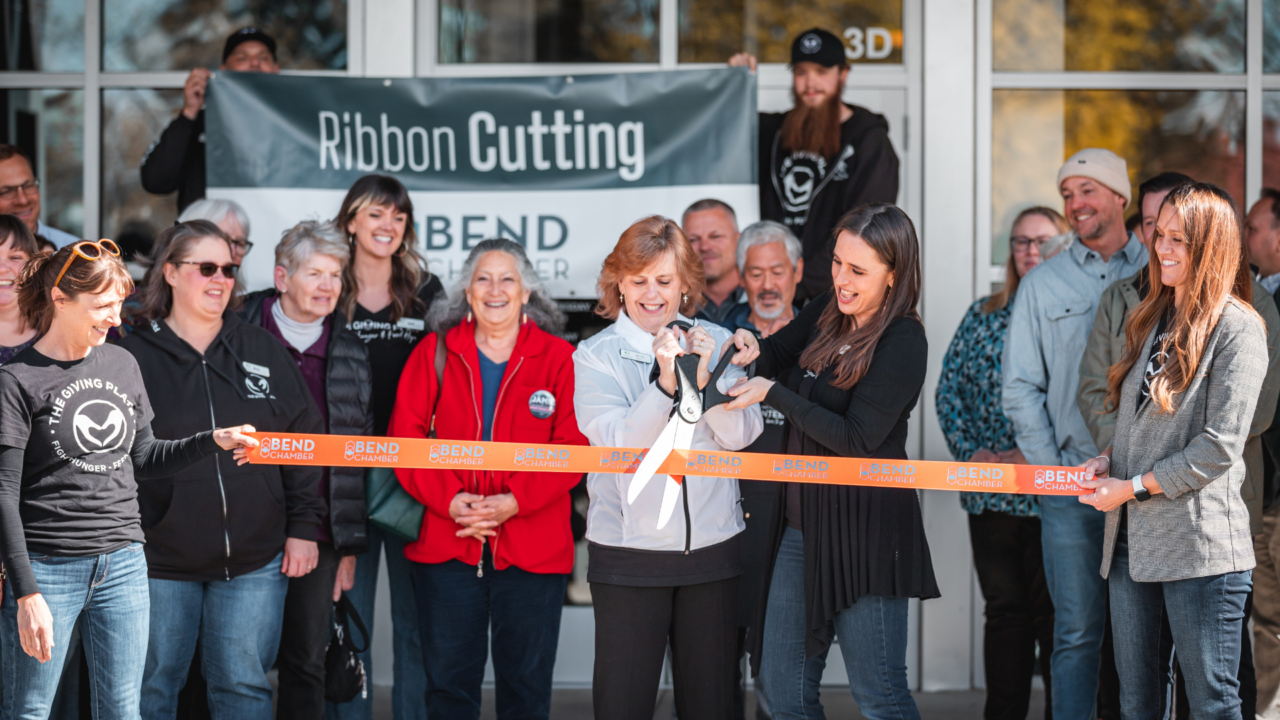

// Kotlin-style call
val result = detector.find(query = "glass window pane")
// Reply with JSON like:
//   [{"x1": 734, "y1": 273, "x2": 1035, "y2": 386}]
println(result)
[
  {"x1": 1269, "y1": 0, "x2": 1280, "y2": 75},
  {"x1": 0, "y1": 89, "x2": 83, "y2": 238},
  {"x1": 1266, "y1": 92, "x2": 1280, "y2": 191},
  {"x1": 438, "y1": 0, "x2": 659, "y2": 63},
  {"x1": 991, "y1": 89, "x2": 1245, "y2": 266},
  {"x1": 102, "y1": 89, "x2": 183, "y2": 258},
  {"x1": 993, "y1": 0, "x2": 1244, "y2": 72},
  {"x1": 103, "y1": 0, "x2": 347, "y2": 72},
  {"x1": 0, "y1": 0, "x2": 85, "y2": 71},
  {"x1": 678, "y1": 0, "x2": 902, "y2": 65}
]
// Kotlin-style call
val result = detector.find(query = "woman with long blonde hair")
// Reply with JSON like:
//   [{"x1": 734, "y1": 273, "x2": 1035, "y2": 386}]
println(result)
[{"x1": 1077, "y1": 183, "x2": 1265, "y2": 717}]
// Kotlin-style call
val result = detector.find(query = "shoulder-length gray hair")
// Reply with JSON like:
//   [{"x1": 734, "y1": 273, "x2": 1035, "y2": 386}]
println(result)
[{"x1": 427, "y1": 238, "x2": 565, "y2": 335}]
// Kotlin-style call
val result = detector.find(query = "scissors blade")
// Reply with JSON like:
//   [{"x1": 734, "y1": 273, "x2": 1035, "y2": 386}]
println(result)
[
  {"x1": 627, "y1": 415, "x2": 679, "y2": 505},
  {"x1": 654, "y1": 418, "x2": 696, "y2": 530}
]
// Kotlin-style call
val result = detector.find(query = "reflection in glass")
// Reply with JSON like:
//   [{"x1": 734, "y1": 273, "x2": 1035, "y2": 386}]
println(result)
[
  {"x1": 102, "y1": 89, "x2": 184, "y2": 259},
  {"x1": 0, "y1": 0, "x2": 85, "y2": 71},
  {"x1": 991, "y1": 90, "x2": 1244, "y2": 265},
  {"x1": 993, "y1": 0, "x2": 1244, "y2": 72},
  {"x1": 678, "y1": 0, "x2": 902, "y2": 64},
  {"x1": 103, "y1": 0, "x2": 346, "y2": 72},
  {"x1": 1265, "y1": 92, "x2": 1280, "y2": 193},
  {"x1": 438, "y1": 0, "x2": 658, "y2": 63},
  {"x1": 0, "y1": 90, "x2": 83, "y2": 237},
  {"x1": 1269, "y1": 0, "x2": 1280, "y2": 74}
]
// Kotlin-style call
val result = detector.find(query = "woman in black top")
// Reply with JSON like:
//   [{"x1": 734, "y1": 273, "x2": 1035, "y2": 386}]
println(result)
[
  {"x1": 727, "y1": 204, "x2": 938, "y2": 719},
  {"x1": 0, "y1": 240, "x2": 257, "y2": 718},
  {"x1": 330, "y1": 174, "x2": 443, "y2": 720}
]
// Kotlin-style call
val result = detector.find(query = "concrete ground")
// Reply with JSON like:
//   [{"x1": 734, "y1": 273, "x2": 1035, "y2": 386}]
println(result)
[{"x1": 370, "y1": 685, "x2": 1049, "y2": 719}]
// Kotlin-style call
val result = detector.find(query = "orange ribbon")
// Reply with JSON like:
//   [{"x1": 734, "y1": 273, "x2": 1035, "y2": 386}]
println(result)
[{"x1": 246, "y1": 433, "x2": 1087, "y2": 496}]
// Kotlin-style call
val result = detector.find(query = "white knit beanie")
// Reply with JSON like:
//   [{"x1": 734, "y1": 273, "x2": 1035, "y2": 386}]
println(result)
[{"x1": 1057, "y1": 148, "x2": 1132, "y2": 208}]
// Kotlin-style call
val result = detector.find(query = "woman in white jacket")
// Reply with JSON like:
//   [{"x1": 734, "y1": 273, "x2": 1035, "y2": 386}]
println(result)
[{"x1": 573, "y1": 215, "x2": 763, "y2": 720}]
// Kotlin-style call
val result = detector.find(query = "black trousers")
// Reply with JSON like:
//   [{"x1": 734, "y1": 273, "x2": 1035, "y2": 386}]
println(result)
[
  {"x1": 591, "y1": 577, "x2": 739, "y2": 720},
  {"x1": 968, "y1": 511, "x2": 1055, "y2": 720},
  {"x1": 276, "y1": 541, "x2": 342, "y2": 720}
]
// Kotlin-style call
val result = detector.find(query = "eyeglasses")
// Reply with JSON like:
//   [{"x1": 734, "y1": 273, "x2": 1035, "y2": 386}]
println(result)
[
  {"x1": 1010, "y1": 235, "x2": 1053, "y2": 252},
  {"x1": 228, "y1": 237, "x2": 254, "y2": 255},
  {"x1": 54, "y1": 239, "x2": 121, "y2": 288},
  {"x1": 0, "y1": 179, "x2": 40, "y2": 200},
  {"x1": 173, "y1": 260, "x2": 238, "y2": 279}
]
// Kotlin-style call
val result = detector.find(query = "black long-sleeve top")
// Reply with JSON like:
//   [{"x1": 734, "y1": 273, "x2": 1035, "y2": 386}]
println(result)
[
  {"x1": 745, "y1": 293, "x2": 939, "y2": 671},
  {"x1": 139, "y1": 110, "x2": 206, "y2": 212},
  {"x1": 0, "y1": 428, "x2": 218, "y2": 599}
]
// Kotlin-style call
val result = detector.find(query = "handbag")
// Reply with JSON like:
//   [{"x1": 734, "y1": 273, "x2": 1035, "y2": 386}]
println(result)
[
  {"x1": 365, "y1": 332, "x2": 445, "y2": 542},
  {"x1": 325, "y1": 592, "x2": 369, "y2": 704}
]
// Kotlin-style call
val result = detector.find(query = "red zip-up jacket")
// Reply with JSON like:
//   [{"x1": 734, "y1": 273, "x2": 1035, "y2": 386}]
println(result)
[{"x1": 389, "y1": 320, "x2": 588, "y2": 574}]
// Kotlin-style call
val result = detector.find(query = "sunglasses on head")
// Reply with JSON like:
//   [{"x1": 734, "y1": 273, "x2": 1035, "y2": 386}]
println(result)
[
  {"x1": 54, "y1": 239, "x2": 121, "y2": 288},
  {"x1": 173, "y1": 260, "x2": 238, "y2": 279}
]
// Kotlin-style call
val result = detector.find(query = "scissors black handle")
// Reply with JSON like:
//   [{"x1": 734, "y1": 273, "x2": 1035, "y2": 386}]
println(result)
[{"x1": 664, "y1": 321, "x2": 754, "y2": 411}]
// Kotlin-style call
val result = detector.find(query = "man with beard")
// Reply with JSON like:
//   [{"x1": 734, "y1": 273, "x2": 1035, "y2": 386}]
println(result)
[
  {"x1": 683, "y1": 198, "x2": 746, "y2": 325},
  {"x1": 729, "y1": 28, "x2": 899, "y2": 304},
  {"x1": 1003, "y1": 148, "x2": 1147, "y2": 720}
]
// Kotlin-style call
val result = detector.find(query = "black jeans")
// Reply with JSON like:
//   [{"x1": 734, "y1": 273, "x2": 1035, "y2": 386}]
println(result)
[
  {"x1": 277, "y1": 541, "x2": 342, "y2": 720},
  {"x1": 591, "y1": 578, "x2": 739, "y2": 720},
  {"x1": 969, "y1": 511, "x2": 1055, "y2": 720}
]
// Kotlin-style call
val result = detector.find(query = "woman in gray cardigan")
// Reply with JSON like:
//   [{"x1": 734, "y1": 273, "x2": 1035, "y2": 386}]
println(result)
[{"x1": 1077, "y1": 183, "x2": 1266, "y2": 719}]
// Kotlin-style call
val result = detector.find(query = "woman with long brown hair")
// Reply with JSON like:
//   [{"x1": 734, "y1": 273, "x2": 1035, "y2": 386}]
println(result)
[
  {"x1": 329, "y1": 174, "x2": 442, "y2": 720},
  {"x1": 1077, "y1": 183, "x2": 1266, "y2": 717},
  {"x1": 726, "y1": 204, "x2": 937, "y2": 718}
]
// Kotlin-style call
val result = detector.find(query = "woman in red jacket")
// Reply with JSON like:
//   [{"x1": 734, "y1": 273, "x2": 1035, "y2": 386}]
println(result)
[{"x1": 389, "y1": 238, "x2": 587, "y2": 720}]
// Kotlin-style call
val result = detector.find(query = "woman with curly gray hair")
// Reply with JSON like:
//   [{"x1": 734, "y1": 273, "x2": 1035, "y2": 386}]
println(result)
[{"x1": 389, "y1": 239, "x2": 587, "y2": 719}]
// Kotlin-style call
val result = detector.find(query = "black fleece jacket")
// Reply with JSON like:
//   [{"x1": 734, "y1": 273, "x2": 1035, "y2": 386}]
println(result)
[
  {"x1": 118, "y1": 311, "x2": 326, "y2": 581},
  {"x1": 758, "y1": 104, "x2": 900, "y2": 304},
  {"x1": 241, "y1": 289, "x2": 373, "y2": 555}
]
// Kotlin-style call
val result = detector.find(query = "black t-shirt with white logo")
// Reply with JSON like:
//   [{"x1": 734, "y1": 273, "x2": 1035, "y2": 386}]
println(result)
[
  {"x1": 0, "y1": 344, "x2": 154, "y2": 557},
  {"x1": 1137, "y1": 309, "x2": 1175, "y2": 413}
]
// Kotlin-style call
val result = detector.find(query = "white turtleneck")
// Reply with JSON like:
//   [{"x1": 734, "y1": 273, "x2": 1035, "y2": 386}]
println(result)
[{"x1": 272, "y1": 297, "x2": 325, "y2": 351}]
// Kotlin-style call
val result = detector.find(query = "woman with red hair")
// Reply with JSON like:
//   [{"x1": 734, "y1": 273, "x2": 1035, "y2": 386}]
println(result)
[{"x1": 573, "y1": 216, "x2": 762, "y2": 720}]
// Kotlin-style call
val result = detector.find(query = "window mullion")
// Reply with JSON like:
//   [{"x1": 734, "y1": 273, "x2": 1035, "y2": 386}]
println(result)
[
  {"x1": 1247, "y1": 0, "x2": 1263, "y2": 206},
  {"x1": 84, "y1": 0, "x2": 100, "y2": 240},
  {"x1": 417, "y1": 0, "x2": 437, "y2": 76},
  {"x1": 660, "y1": 0, "x2": 677, "y2": 68}
]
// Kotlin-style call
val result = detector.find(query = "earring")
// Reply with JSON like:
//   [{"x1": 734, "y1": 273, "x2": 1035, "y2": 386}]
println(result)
[
  {"x1": 619, "y1": 293, "x2": 624, "y2": 303},
  {"x1": 522, "y1": 312, "x2": 528, "y2": 325},
  {"x1": 682, "y1": 294, "x2": 688, "y2": 304},
  {"x1": 466, "y1": 310, "x2": 473, "y2": 323},
  {"x1": 394, "y1": 241, "x2": 409, "y2": 257}
]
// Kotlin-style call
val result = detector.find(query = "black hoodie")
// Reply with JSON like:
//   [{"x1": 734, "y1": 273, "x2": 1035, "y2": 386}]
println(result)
[
  {"x1": 758, "y1": 103, "x2": 900, "y2": 304},
  {"x1": 118, "y1": 311, "x2": 326, "y2": 582}
]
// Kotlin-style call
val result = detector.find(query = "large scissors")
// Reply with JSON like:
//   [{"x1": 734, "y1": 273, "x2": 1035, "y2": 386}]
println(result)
[{"x1": 626, "y1": 321, "x2": 749, "y2": 529}]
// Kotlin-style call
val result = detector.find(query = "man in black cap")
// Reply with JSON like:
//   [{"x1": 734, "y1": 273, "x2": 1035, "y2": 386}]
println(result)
[
  {"x1": 140, "y1": 28, "x2": 280, "y2": 212},
  {"x1": 729, "y1": 29, "x2": 900, "y2": 303}
]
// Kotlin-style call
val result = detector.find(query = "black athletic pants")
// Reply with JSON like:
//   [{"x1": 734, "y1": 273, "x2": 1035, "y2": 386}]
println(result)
[
  {"x1": 591, "y1": 577, "x2": 739, "y2": 720},
  {"x1": 277, "y1": 541, "x2": 342, "y2": 720}
]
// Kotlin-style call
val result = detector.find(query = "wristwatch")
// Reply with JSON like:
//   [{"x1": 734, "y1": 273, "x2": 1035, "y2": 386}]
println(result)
[{"x1": 1131, "y1": 474, "x2": 1152, "y2": 502}]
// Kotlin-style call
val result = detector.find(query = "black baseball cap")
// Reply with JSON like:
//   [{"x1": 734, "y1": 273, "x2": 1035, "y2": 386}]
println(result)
[
  {"x1": 790, "y1": 28, "x2": 846, "y2": 68},
  {"x1": 223, "y1": 27, "x2": 277, "y2": 63}
]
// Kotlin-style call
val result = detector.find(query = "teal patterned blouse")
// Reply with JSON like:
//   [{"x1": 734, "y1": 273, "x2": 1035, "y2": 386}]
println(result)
[{"x1": 936, "y1": 297, "x2": 1039, "y2": 517}]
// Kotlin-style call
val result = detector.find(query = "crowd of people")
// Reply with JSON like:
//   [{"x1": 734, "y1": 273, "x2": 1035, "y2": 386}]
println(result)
[{"x1": 0, "y1": 20, "x2": 1277, "y2": 720}]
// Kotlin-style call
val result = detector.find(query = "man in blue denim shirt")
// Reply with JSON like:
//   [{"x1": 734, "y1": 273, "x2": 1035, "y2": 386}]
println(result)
[{"x1": 1002, "y1": 148, "x2": 1147, "y2": 720}]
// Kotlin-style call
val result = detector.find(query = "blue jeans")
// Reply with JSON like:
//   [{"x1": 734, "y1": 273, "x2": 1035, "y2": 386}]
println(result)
[
  {"x1": 1039, "y1": 494, "x2": 1107, "y2": 720},
  {"x1": 140, "y1": 553, "x2": 287, "y2": 720},
  {"x1": 410, "y1": 555, "x2": 567, "y2": 720},
  {"x1": 1, "y1": 542, "x2": 149, "y2": 720},
  {"x1": 1109, "y1": 533, "x2": 1252, "y2": 720},
  {"x1": 759, "y1": 527, "x2": 919, "y2": 720},
  {"x1": 325, "y1": 526, "x2": 428, "y2": 720}
]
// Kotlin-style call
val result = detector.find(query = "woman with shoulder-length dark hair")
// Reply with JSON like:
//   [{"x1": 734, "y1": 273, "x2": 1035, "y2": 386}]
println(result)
[
  {"x1": 1077, "y1": 183, "x2": 1266, "y2": 718},
  {"x1": 727, "y1": 204, "x2": 938, "y2": 719},
  {"x1": 0, "y1": 238, "x2": 258, "y2": 718},
  {"x1": 329, "y1": 174, "x2": 443, "y2": 720},
  {"x1": 118, "y1": 221, "x2": 327, "y2": 720},
  {"x1": 389, "y1": 238, "x2": 588, "y2": 719},
  {"x1": 573, "y1": 216, "x2": 762, "y2": 720}
]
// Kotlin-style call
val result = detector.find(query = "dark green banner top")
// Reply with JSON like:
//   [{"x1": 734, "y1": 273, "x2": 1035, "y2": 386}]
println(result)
[{"x1": 205, "y1": 68, "x2": 758, "y2": 192}]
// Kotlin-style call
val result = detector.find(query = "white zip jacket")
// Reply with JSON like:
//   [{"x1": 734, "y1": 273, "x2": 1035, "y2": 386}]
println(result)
[{"x1": 573, "y1": 312, "x2": 763, "y2": 553}]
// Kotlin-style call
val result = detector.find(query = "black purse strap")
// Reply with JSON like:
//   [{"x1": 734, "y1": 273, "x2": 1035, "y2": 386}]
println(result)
[
  {"x1": 429, "y1": 331, "x2": 446, "y2": 437},
  {"x1": 334, "y1": 592, "x2": 369, "y2": 654}
]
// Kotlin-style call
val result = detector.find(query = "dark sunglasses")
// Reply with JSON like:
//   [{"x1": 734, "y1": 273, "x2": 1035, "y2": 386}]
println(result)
[{"x1": 173, "y1": 260, "x2": 238, "y2": 279}]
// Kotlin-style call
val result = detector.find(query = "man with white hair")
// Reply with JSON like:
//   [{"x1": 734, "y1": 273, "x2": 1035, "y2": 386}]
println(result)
[
  {"x1": 178, "y1": 198, "x2": 253, "y2": 263},
  {"x1": 725, "y1": 220, "x2": 804, "y2": 337}
]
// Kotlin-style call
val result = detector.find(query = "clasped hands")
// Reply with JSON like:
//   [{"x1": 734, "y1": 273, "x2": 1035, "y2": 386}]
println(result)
[
  {"x1": 1074, "y1": 454, "x2": 1160, "y2": 512},
  {"x1": 449, "y1": 492, "x2": 519, "y2": 540},
  {"x1": 651, "y1": 327, "x2": 773, "y2": 409}
]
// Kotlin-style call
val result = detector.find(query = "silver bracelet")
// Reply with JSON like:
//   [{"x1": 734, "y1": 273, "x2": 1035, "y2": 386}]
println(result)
[{"x1": 1093, "y1": 455, "x2": 1111, "y2": 466}]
